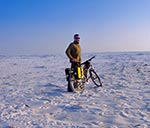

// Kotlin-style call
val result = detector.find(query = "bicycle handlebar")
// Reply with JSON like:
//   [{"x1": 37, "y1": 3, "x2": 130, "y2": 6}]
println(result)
[{"x1": 81, "y1": 56, "x2": 95, "y2": 65}]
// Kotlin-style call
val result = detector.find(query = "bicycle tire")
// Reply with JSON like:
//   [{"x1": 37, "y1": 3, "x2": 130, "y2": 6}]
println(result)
[
  {"x1": 89, "y1": 69, "x2": 102, "y2": 87},
  {"x1": 68, "y1": 76, "x2": 85, "y2": 93}
]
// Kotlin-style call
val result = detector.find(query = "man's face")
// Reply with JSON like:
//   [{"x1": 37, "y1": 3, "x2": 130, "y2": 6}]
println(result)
[{"x1": 74, "y1": 36, "x2": 80, "y2": 43}]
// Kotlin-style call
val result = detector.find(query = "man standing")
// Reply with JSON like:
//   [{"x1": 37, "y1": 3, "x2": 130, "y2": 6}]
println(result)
[
  {"x1": 65, "y1": 34, "x2": 82, "y2": 92},
  {"x1": 65, "y1": 34, "x2": 82, "y2": 68}
]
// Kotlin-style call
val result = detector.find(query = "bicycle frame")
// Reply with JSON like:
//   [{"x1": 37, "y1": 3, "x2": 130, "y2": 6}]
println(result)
[
  {"x1": 81, "y1": 56, "x2": 95, "y2": 78},
  {"x1": 84, "y1": 65, "x2": 94, "y2": 82}
]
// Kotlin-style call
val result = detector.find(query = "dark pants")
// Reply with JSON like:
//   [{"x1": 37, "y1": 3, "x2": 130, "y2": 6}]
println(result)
[{"x1": 71, "y1": 62, "x2": 80, "y2": 69}]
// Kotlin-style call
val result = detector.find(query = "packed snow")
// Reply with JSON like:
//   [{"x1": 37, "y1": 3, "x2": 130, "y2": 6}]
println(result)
[{"x1": 0, "y1": 52, "x2": 150, "y2": 128}]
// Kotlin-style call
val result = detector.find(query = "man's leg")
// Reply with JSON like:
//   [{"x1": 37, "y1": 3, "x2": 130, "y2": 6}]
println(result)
[
  {"x1": 67, "y1": 82, "x2": 73, "y2": 92},
  {"x1": 65, "y1": 68, "x2": 73, "y2": 92}
]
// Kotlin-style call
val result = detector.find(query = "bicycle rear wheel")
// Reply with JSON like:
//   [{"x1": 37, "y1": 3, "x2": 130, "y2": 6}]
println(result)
[{"x1": 89, "y1": 69, "x2": 102, "y2": 87}]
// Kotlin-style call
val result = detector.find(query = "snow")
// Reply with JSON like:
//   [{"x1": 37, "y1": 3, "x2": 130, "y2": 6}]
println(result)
[{"x1": 0, "y1": 52, "x2": 150, "y2": 128}]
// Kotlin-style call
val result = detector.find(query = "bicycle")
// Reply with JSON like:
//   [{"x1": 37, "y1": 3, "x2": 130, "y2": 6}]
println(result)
[{"x1": 65, "y1": 56, "x2": 102, "y2": 93}]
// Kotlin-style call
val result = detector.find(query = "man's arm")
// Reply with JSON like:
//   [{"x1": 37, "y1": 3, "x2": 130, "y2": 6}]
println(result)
[
  {"x1": 65, "y1": 44, "x2": 73, "y2": 60},
  {"x1": 65, "y1": 43, "x2": 79, "y2": 63}
]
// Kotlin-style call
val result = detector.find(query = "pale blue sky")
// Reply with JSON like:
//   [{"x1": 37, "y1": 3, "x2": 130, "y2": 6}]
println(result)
[{"x1": 0, "y1": 0, "x2": 150, "y2": 55}]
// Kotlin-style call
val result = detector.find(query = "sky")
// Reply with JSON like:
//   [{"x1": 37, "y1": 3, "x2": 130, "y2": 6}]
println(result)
[{"x1": 0, "y1": 0, "x2": 150, "y2": 55}]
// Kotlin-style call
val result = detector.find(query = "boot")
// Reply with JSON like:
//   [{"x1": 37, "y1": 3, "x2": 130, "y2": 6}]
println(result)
[{"x1": 67, "y1": 83, "x2": 73, "y2": 92}]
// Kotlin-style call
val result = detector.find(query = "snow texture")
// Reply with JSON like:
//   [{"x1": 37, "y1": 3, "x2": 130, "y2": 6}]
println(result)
[{"x1": 0, "y1": 52, "x2": 150, "y2": 128}]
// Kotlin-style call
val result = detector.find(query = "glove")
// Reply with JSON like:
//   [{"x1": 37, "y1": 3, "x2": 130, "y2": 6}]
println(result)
[{"x1": 71, "y1": 58, "x2": 79, "y2": 63}]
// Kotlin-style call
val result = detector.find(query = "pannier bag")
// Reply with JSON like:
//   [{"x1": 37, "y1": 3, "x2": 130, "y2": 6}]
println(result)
[{"x1": 75, "y1": 66, "x2": 84, "y2": 79}]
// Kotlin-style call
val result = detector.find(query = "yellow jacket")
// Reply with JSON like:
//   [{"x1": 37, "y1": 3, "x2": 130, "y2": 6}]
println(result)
[{"x1": 65, "y1": 42, "x2": 82, "y2": 63}]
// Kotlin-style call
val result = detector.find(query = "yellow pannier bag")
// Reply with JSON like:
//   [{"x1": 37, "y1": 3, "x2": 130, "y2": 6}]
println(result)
[{"x1": 77, "y1": 67, "x2": 84, "y2": 79}]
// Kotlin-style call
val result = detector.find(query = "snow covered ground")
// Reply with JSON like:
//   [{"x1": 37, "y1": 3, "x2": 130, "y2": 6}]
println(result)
[{"x1": 0, "y1": 52, "x2": 150, "y2": 128}]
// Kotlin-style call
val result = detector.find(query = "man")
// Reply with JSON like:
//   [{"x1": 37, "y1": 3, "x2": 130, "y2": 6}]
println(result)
[
  {"x1": 65, "y1": 34, "x2": 82, "y2": 68},
  {"x1": 65, "y1": 34, "x2": 82, "y2": 92}
]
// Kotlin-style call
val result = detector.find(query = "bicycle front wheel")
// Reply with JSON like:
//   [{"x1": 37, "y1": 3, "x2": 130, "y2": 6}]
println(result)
[
  {"x1": 68, "y1": 75, "x2": 85, "y2": 93},
  {"x1": 89, "y1": 69, "x2": 102, "y2": 87}
]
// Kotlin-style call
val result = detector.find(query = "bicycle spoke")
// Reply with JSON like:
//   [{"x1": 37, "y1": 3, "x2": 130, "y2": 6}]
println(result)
[{"x1": 90, "y1": 69, "x2": 102, "y2": 87}]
